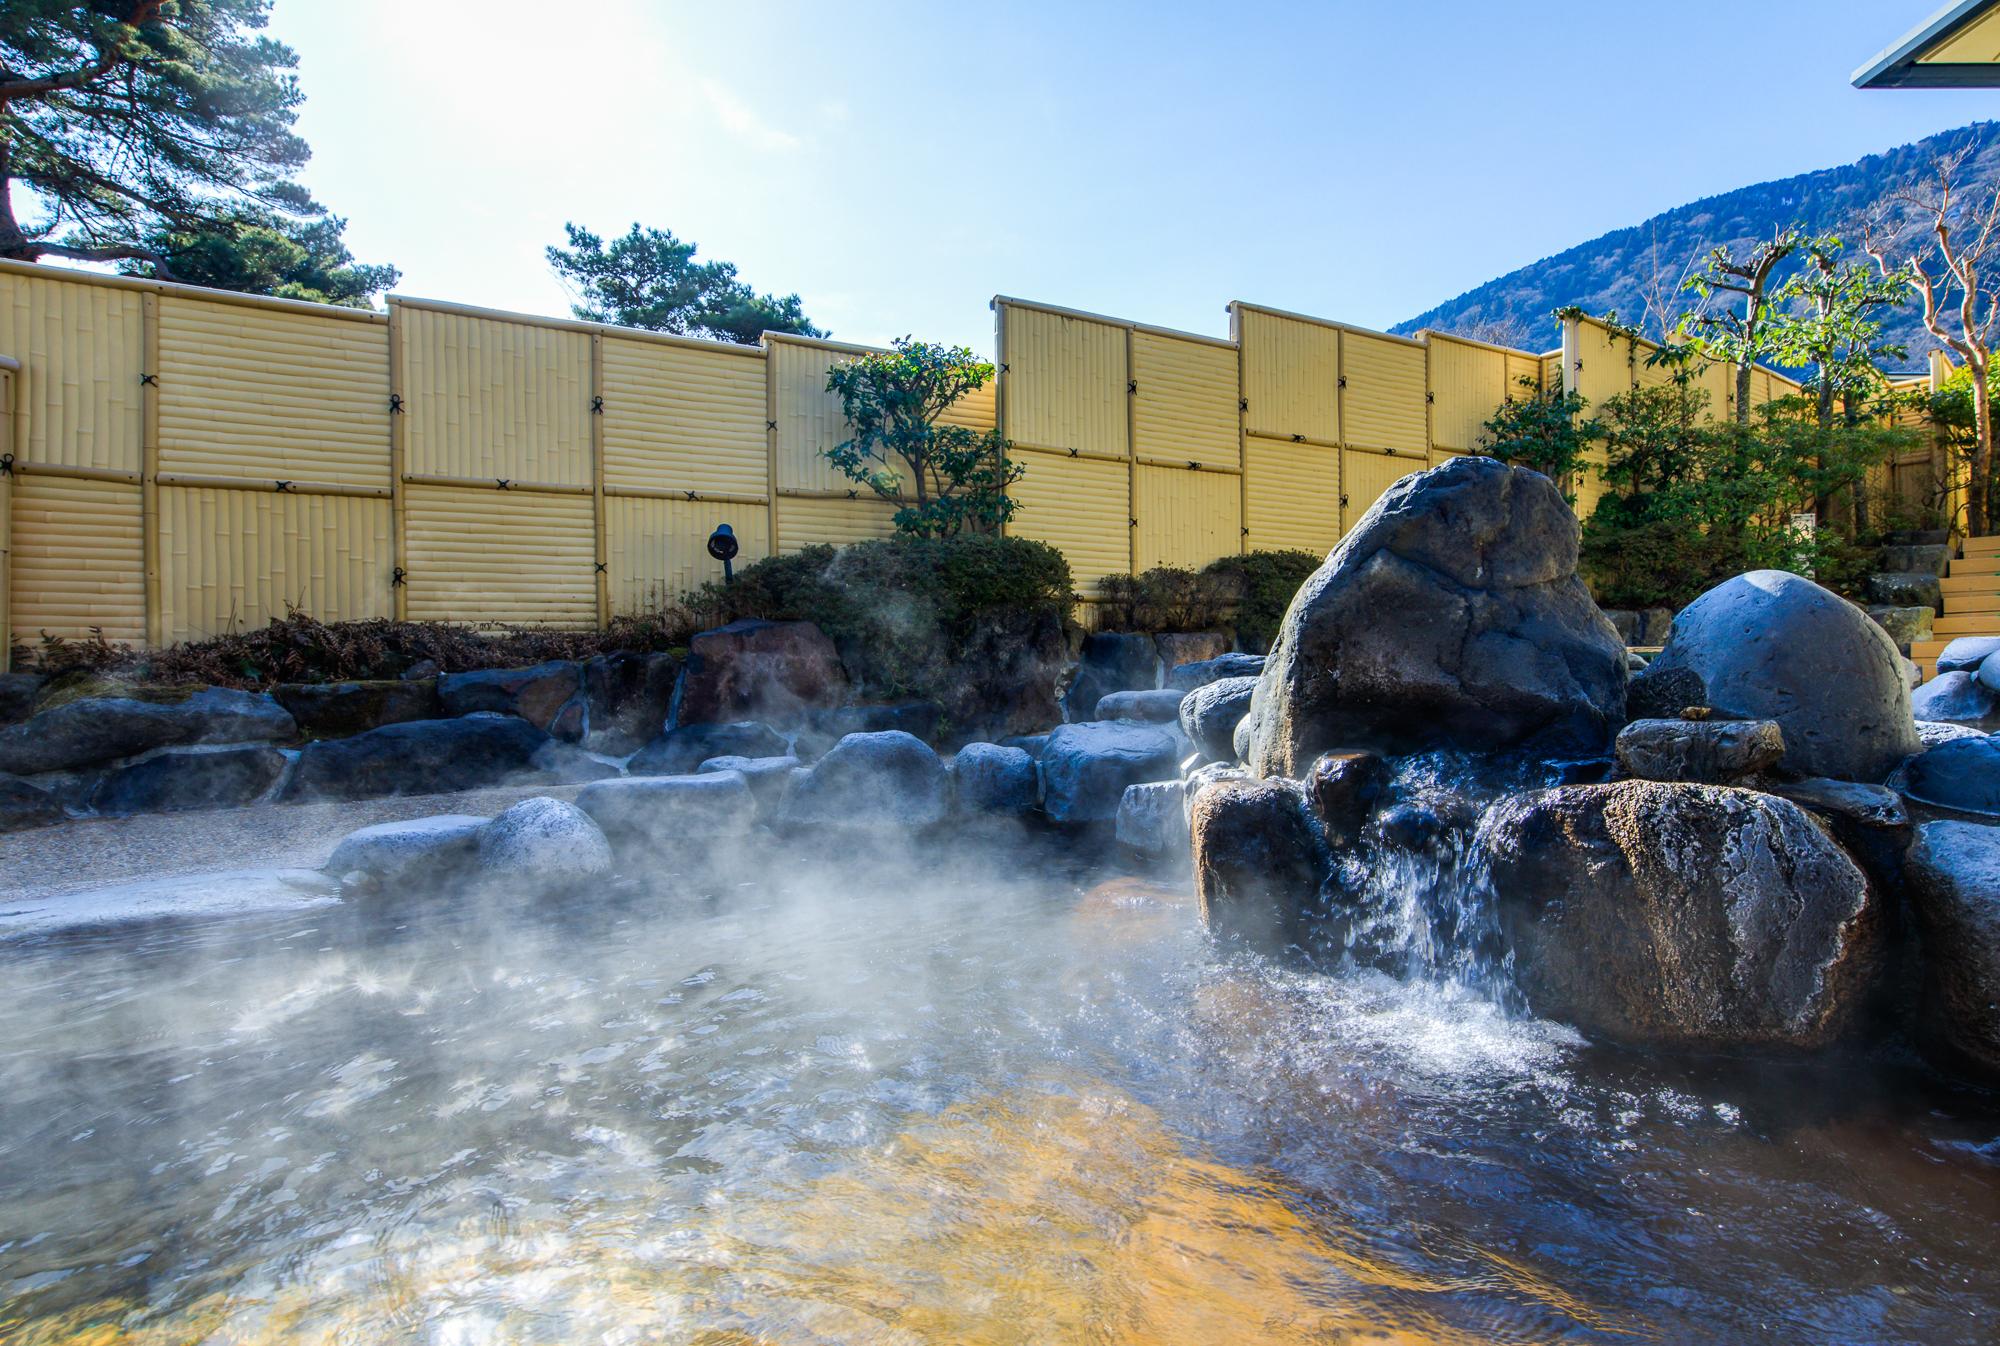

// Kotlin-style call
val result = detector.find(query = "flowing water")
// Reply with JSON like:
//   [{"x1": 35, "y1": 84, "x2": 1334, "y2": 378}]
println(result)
[{"x1": 1, "y1": 821, "x2": 1996, "y2": 1344}]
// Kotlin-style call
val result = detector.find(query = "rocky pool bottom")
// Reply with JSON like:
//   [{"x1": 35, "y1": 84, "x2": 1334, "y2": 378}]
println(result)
[{"x1": 0, "y1": 831, "x2": 1995, "y2": 1345}]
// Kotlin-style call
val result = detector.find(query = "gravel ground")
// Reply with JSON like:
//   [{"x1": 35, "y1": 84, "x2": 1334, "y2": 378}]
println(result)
[{"x1": 0, "y1": 784, "x2": 588, "y2": 902}]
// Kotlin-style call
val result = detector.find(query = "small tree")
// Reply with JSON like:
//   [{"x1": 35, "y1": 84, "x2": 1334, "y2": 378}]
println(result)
[
  {"x1": 547, "y1": 222, "x2": 823, "y2": 345},
  {"x1": 1865, "y1": 148, "x2": 2000, "y2": 536},
  {"x1": 824, "y1": 338, "x2": 1023, "y2": 539},
  {"x1": 121, "y1": 203, "x2": 398, "y2": 307},
  {"x1": 0, "y1": 1, "x2": 311, "y2": 274},
  {"x1": 1676, "y1": 226, "x2": 1804, "y2": 425},
  {"x1": 1476, "y1": 376, "x2": 1598, "y2": 500}
]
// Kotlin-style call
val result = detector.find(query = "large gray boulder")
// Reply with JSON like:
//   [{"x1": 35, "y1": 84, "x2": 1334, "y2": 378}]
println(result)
[
  {"x1": 474, "y1": 797, "x2": 613, "y2": 884},
  {"x1": 1905, "y1": 821, "x2": 2000, "y2": 1080},
  {"x1": 1165, "y1": 652, "x2": 1265, "y2": 693},
  {"x1": 283, "y1": 715, "x2": 549, "y2": 800},
  {"x1": 1911, "y1": 670, "x2": 2000, "y2": 726},
  {"x1": 629, "y1": 721, "x2": 788, "y2": 776},
  {"x1": 1064, "y1": 632, "x2": 1159, "y2": 721},
  {"x1": 1866, "y1": 572, "x2": 1942, "y2": 610},
  {"x1": 1937, "y1": 636, "x2": 2000, "y2": 675},
  {"x1": 697, "y1": 754, "x2": 801, "y2": 811},
  {"x1": 1190, "y1": 778, "x2": 1327, "y2": 952},
  {"x1": 0, "y1": 672, "x2": 43, "y2": 726},
  {"x1": 676, "y1": 619, "x2": 847, "y2": 726},
  {"x1": 1241, "y1": 457, "x2": 1626, "y2": 776},
  {"x1": 582, "y1": 650, "x2": 681, "y2": 756},
  {"x1": 0, "y1": 774, "x2": 63, "y2": 832},
  {"x1": 0, "y1": 687, "x2": 295, "y2": 776},
  {"x1": 1481, "y1": 781, "x2": 1881, "y2": 1049},
  {"x1": 437, "y1": 661, "x2": 584, "y2": 734},
  {"x1": 949, "y1": 742, "x2": 1038, "y2": 815},
  {"x1": 324, "y1": 814, "x2": 489, "y2": 890},
  {"x1": 1180, "y1": 676, "x2": 1258, "y2": 763},
  {"x1": 575, "y1": 772, "x2": 755, "y2": 841},
  {"x1": 1613, "y1": 717, "x2": 1785, "y2": 785},
  {"x1": 1094, "y1": 689, "x2": 1184, "y2": 723},
  {"x1": 273, "y1": 678, "x2": 440, "y2": 739},
  {"x1": 778, "y1": 730, "x2": 949, "y2": 828},
  {"x1": 1630, "y1": 570, "x2": 1920, "y2": 782},
  {"x1": 89, "y1": 744, "x2": 288, "y2": 814},
  {"x1": 1039, "y1": 720, "x2": 1181, "y2": 823},
  {"x1": 1116, "y1": 780, "x2": 1190, "y2": 859}
]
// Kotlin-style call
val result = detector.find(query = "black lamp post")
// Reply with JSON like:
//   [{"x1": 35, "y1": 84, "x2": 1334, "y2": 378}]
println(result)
[{"x1": 707, "y1": 522, "x2": 740, "y2": 583}]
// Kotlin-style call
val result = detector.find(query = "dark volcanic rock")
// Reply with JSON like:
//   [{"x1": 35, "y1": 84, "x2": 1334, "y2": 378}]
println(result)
[
  {"x1": 1899, "y1": 734, "x2": 2000, "y2": 817},
  {"x1": 582, "y1": 651, "x2": 681, "y2": 755},
  {"x1": 1766, "y1": 776, "x2": 1912, "y2": 896},
  {"x1": 1154, "y1": 631, "x2": 1229, "y2": 673},
  {"x1": 1180, "y1": 676, "x2": 1258, "y2": 763},
  {"x1": 778, "y1": 730, "x2": 949, "y2": 828},
  {"x1": 1190, "y1": 778, "x2": 1328, "y2": 951},
  {"x1": 0, "y1": 688, "x2": 295, "y2": 776},
  {"x1": 283, "y1": 716, "x2": 551, "y2": 800},
  {"x1": 0, "y1": 672, "x2": 45, "y2": 726},
  {"x1": 949, "y1": 743, "x2": 1038, "y2": 816},
  {"x1": 1631, "y1": 570, "x2": 1920, "y2": 782},
  {"x1": 1116, "y1": 780, "x2": 1189, "y2": 858},
  {"x1": 629, "y1": 721, "x2": 789, "y2": 777},
  {"x1": 1614, "y1": 717, "x2": 1785, "y2": 784},
  {"x1": 437, "y1": 661, "x2": 583, "y2": 733},
  {"x1": 796, "y1": 701, "x2": 943, "y2": 759},
  {"x1": 1094, "y1": 689, "x2": 1185, "y2": 723},
  {"x1": 1304, "y1": 750, "x2": 1391, "y2": 848},
  {"x1": 1481, "y1": 781, "x2": 1881, "y2": 1049},
  {"x1": 1241, "y1": 457, "x2": 1626, "y2": 776},
  {"x1": 575, "y1": 772, "x2": 755, "y2": 842},
  {"x1": 1866, "y1": 572, "x2": 1942, "y2": 610},
  {"x1": 0, "y1": 773, "x2": 64, "y2": 832},
  {"x1": 1064, "y1": 632, "x2": 1160, "y2": 721},
  {"x1": 274, "y1": 679, "x2": 440, "y2": 738},
  {"x1": 90, "y1": 745, "x2": 287, "y2": 814},
  {"x1": 677, "y1": 619, "x2": 846, "y2": 727},
  {"x1": 1039, "y1": 721, "x2": 1181, "y2": 823},
  {"x1": 1625, "y1": 664, "x2": 1709, "y2": 721},
  {"x1": 1165, "y1": 652, "x2": 1266, "y2": 693},
  {"x1": 1905, "y1": 820, "x2": 2000, "y2": 1079}
]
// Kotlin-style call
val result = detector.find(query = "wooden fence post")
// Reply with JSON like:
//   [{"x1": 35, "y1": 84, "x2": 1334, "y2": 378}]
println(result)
[
  {"x1": 141, "y1": 291, "x2": 163, "y2": 648},
  {"x1": 387, "y1": 298, "x2": 408, "y2": 621},
  {"x1": 590, "y1": 330, "x2": 609, "y2": 627},
  {"x1": 0, "y1": 358, "x2": 14, "y2": 671}
]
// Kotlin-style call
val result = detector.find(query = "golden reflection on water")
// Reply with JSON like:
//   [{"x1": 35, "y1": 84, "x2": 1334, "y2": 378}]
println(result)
[{"x1": 4, "y1": 1079, "x2": 1615, "y2": 1345}]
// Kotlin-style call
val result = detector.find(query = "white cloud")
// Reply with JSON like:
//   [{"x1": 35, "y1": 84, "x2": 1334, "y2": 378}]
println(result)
[{"x1": 696, "y1": 78, "x2": 801, "y2": 153}]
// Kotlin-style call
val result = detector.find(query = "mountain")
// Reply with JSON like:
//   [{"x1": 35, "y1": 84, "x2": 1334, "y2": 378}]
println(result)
[{"x1": 1393, "y1": 122, "x2": 2000, "y2": 367}]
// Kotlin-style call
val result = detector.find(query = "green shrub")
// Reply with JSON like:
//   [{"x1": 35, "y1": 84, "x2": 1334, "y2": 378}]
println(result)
[
  {"x1": 1095, "y1": 567, "x2": 1232, "y2": 633},
  {"x1": 1202, "y1": 549, "x2": 1323, "y2": 651},
  {"x1": 687, "y1": 534, "x2": 1074, "y2": 710}
]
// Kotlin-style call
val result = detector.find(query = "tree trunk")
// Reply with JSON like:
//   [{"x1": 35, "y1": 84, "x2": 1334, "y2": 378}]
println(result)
[
  {"x1": 1972, "y1": 362, "x2": 1993, "y2": 537},
  {"x1": 1844, "y1": 393, "x2": 1871, "y2": 538},
  {"x1": 1735, "y1": 360, "x2": 1753, "y2": 427}
]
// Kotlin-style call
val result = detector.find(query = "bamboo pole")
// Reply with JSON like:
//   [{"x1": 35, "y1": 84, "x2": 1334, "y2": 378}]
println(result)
[
  {"x1": 765, "y1": 341, "x2": 781, "y2": 554},
  {"x1": 141, "y1": 292, "x2": 162, "y2": 648},
  {"x1": 590, "y1": 331, "x2": 609, "y2": 627},
  {"x1": 0, "y1": 363, "x2": 14, "y2": 671},
  {"x1": 1235, "y1": 315, "x2": 1249, "y2": 554},
  {"x1": 1125, "y1": 327, "x2": 1138, "y2": 575},
  {"x1": 388, "y1": 299, "x2": 408, "y2": 620}
]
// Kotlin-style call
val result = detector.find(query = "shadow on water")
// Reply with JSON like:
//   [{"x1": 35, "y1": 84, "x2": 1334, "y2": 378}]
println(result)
[{"x1": 0, "y1": 816, "x2": 1995, "y2": 1343}]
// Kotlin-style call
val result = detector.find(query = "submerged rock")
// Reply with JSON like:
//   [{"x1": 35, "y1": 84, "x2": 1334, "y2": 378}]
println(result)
[
  {"x1": 1179, "y1": 676, "x2": 1258, "y2": 764},
  {"x1": 284, "y1": 716, "x2": 549, "y2": 800},
  {"x1": 1165, "y1": 652, "x2": 1266, "y2": 693},
  {"x1": 324, "y1": 814, "x2": 489, "y2": 889},
  {"x1": 1905, "y1": 821, "x2": 2000, "y2": 1080},
  {"x1": 274, "y1": 678, "x2": 441, "y2": 739},
  {"x1": 1910, "y1": 671, "x2": 1999, "y2": 727},
  {"x1": 629, "y1": 721, "x2": 788, "y2": 777},
  {"x1": 1482, "y1": 781, "x2": 1880, "y2": 1050},
  {"x1": 0, "y1": 773, "x2": 63, "y2": 833},
  {"x1": 1241, "y1": 457, "x2": 1626, "y2": 776},
  {"x1": 1190, "y1": 778, "x2": 1326, "y2": 952},
  {"x1": 676, "y1": 619, "x2": 846, "y2": 727},
  {"x1": 697, "y1": 754, "x2": 801, "y2": 811},
  {"x1": 1631, "y1": 571, "x2": 1919, "y2": 781},
  {"x1": 949, "y1": 742, "x2": 1038, "y2": 816},
  {"x1": 1095, "y1": 689, "x2": 1184, "y2": 723},
  {"x1": 1917, "y1": 719, "x2": 1987, "y2": 748},
  {"x1": 474, "y1": 797, "x2": 613, "y2": 884},
  {"x1": 0, "y1": 688, "x2": 295, "y2": 776},
  {"x1": 779, "y1": 730, "x2": 949, "y2": 828},
  {"x1": 1039, "y1": 721, "x2": 1180, "y2": 823},
  {"x1": 1613, "y1": 717, "x2": 1785, "y2": 785},
  {"x1": 90, "y1": 744, "x2": 288, "y2": 814},
  {"x1": 575, "y1": 772, "x2": 755, "y2": 841},
  {"x1": 0, "y1": 868, "x2": 339, "y2": 937}
]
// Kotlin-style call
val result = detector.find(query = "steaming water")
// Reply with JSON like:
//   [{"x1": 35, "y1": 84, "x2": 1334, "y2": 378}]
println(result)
[{"x1": 1, "y1": 826, "x2": 1997, "y2": 1344}]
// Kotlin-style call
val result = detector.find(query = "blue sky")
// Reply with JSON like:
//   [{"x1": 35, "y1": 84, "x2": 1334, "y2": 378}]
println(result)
[{"x1": 265, "y1": 1, "x2": 1994, "y2": 354}]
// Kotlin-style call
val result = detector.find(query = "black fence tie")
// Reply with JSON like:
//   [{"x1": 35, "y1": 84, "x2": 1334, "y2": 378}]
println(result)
[
  {"x1": 1129, "y1": 518, "x2": 1138, "y2": 528},
  {"x1": 1339, "y1": 494, "x2": 1350, "y2": 508},
  {"x1": 593, "y1": 561, "x2": 607, "y2": 574},
  {"x1": 391, "y1": 567, "x2": 407, "y2": 587},
  {"x1": 999, "y1": 361, "x2": 1009, "y2": 373},
  {"x1": 0, "y1": 453, "x2": 13, "y2": 476},
  {"x1": 1425, "y1": 391, "x2": 1435, "y2": 403},
  {"x1": 389, "y1": 393, "x2": 405, "y2": 414},
  {"x1": 683, "y1": 489, "x2": 698, "y2": 500},
  {"x1": 1240, "y1": 525, "x2": 1250, "y2": 536},
  {"x1": 1337, "y1": 376, "x2": 1347, "y2": 388},
  {"x1": 140, "y1": 372, "x2": 158, "y2": 387},
  {"x1": 591, "y1": 396, "x2": 604, "y2": 414},
  {"x1": 1186, "y1": 460, "x2": 1201, "y2": 471},
  {"x1": 845, "y1": 489, "x2": 859, "y2": 499},
  {"x1": 1291, "y1": 433, "x2": 1305, "y2": 443},
  {"x1": 1239, "y1": 397, "x2": 1248, "y2": 412},
  {"x1": 1127, "y1": 380, "x2": 1137, "y2": 395},
  {"x1": 1067, "y1": 447, "x2": 1079, "y2": 457},
  {"x1": 274, "y1": 480, "x2": 293, "y2": 493},
  {"x1": 767, "y1": 419, "x2": 778, "y2": 431},
  {"x1": 495, "y1": 479, "x2": 511, "y2": 490}
]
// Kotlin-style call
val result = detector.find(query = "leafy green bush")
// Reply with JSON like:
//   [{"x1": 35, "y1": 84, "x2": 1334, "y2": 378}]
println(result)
[
  {"x1": 1095, "y1": 567, "x2": 1232, "y2": 633},
  {"x1": 687, "y1": 535, "x2": 1074, "y2": 716},
  {"x1": 1477, "y1": 377, "x2": 1598, "y2": 498},
  {"x1": 1202, "y1": 550, "x2": 1323, "y2": 651}
]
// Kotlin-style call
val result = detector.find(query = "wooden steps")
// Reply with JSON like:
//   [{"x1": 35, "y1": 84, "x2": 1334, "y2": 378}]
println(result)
[{"x1": 1914, "y1": 537, "x2": 2000, "y2": 679}]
